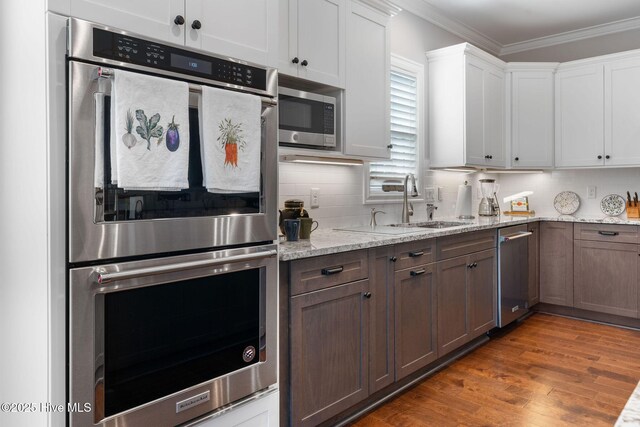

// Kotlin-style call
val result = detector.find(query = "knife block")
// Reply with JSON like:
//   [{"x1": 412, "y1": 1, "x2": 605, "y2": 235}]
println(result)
[{"x1": 626, "y1": 202, "x2": 640, "y2": 218}]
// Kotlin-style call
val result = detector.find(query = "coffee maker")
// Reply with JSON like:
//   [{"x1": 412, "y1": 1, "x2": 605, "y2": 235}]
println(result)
[{"x1": 478, "y1": 178, "x2": 500, "y2": 216}]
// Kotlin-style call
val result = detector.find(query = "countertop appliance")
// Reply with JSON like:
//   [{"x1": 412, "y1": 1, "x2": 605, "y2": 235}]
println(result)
[
  {"x1": 479, "y1": 178, "x2": 500, "y2": 216},
  {"x1": 278, "y1": 86, "x2": 336, "y2": 148},
  {"x1": 67, "y1": 18, "x2": 278, "y2": 427},
  {"x1": 497, "y1": 225, "x2": 532, "y2": 327}
]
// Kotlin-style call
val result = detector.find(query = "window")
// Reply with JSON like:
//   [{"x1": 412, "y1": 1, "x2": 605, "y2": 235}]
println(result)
[{"x1": 365, "y1": 55, "x2": 423, "y2": 203}]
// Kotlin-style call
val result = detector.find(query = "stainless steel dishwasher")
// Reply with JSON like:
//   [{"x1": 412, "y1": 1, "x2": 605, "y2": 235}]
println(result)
[{"x1": 497, "y1": 224, "x2": 532, "y2": 327}]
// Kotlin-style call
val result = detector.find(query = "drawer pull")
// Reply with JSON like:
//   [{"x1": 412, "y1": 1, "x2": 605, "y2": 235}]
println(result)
[
  {"x1": 598, "y1": 231, "x2": 619, "y2": 236},
  {"x1": 409, "y1": 251, "x2": 424, "y2": 258},
  {"x1": 363, "y1": 292, "x2": 372, "y2": 299},
  {"x1": 321, "y1": 266, "x2": 344, "y2": 276},
  {"x1": 410, "y1": 269, "x2": 426, "y2": 277}
]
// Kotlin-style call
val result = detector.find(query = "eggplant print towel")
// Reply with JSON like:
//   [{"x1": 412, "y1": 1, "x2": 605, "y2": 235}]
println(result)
[
  {"x1": 110, "y1": 69, "x2": 190, "y2": 190},
  {"x1": 199, "y1": 86, "x2": 261, "y2": 193}
]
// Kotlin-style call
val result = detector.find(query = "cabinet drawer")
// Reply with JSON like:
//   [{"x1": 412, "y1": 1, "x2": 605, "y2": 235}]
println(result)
[
  {"x1": 394, "y1": 239, "x2": 435, "y2": 270},
  {"x1": 436, "y1": 229, "x2": 496, "y2": 260},
  {"x1": 574, "y1": 223, "x2": 638, "y2": 244},
  {"x1": 290, "y1": 250, "x2": 368, "y2": 296}
]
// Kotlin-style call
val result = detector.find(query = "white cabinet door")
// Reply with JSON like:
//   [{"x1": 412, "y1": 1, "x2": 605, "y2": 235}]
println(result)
[
  {"x1": 464, "y1": 56, "x2": 505, "y2": 167},
  {"x1": 344, "y1": 2, "x2": 390, "y2": 158},
  {"x1": 555, "y1": 65, "x2": 604, "y2": 167},
  {"x1": 465, "y1": 56, "x2": 486, "y2": 166},
  {"x1": 483, "y1": 65, "x2": 505, "y2": 167},
  {"x1": 278, "y1": 0, "x2": 345, "y2": 87},
  {"x1": 605, "y1": 57, "x2": 640, "y2": 166},
  {"x1": 297, "y1": 0, "x2": 345, "y2": 87},
  {"x1": 510, "y1": 70, "x2": 554, "y2": 168},
  {"x1": 186, "y1": 0, "x2": 278, "y2": 67},
  {"x1": 69, "y1": 0, "x2": 185, "y2": 44},
  {"x1": 192, "y1": 390, "x2": 278, "y2": 426}
]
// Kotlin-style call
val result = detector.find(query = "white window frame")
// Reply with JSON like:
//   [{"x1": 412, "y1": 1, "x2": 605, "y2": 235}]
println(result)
[{"x1": 364, "y1": 54, "x2": 424, "y2": 204}]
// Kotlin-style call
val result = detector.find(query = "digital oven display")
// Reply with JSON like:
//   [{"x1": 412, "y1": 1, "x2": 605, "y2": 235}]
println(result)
[{"x1": 171, "y1": 53, "x2": 213, "y2": 75}]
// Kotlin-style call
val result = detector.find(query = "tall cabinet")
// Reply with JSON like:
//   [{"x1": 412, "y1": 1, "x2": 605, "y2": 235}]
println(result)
[{"x1": 427, "y1": 43, "x2": 506, "y2": 168}]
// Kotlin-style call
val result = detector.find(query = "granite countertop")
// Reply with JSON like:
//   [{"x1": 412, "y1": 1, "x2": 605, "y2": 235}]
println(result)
[
  {"x1": 616, "y1": 381, "x2": 640, "y2": 426},
  {"x1": 278, "y1": 215, "x2": 640, "y2": 261}
]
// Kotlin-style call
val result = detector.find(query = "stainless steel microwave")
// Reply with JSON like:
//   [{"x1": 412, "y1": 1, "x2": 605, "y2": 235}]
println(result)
[{"x1": 278, "y1": 87, "x2": 336, "y2": 148}]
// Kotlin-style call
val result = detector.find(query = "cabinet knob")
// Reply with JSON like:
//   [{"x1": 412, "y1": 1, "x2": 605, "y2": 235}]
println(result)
[
  {"x1": 191, "y1": 20, "x2": 202, "y2": 30},
  {"x1": 292, "y1": 57, "x2": 299, "y2": 64},
  {"x1": 174, "y1": 15, "x2": 185, "y2": 25},
  {"x1": 598, "y1": 155, "x2": 603, "y2": 160},
  {"x1": 301, "y1": 59, "x2": 309, "y2": 66},
  {"x1": 387, "y1": 144, "x2": 393, "y2": 149},
  {"x1": 514, "y1": 157, "x2": 519, "y2": 161},
  {"x1": 363, "y1": 292, "x2": 372, "y2": 299},
  {"x1": 489, "y1": 155, "x2": 493, "y2": 159},
  {"x1": 605, "y1": 155, "x2": 611, "y2": 160},
  {"x1": 389, "y1": 256, "x2": 397, "y2": 262}
]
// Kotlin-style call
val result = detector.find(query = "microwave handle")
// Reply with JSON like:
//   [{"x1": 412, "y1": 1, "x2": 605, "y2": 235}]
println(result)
[{"x1": 94, "y1": 249, "x2": 278, "y2": 285}]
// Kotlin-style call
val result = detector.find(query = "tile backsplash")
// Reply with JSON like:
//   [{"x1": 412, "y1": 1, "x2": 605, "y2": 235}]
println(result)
[{"x1": 279, "y1": 162, "x2": 640, "y2": 229}]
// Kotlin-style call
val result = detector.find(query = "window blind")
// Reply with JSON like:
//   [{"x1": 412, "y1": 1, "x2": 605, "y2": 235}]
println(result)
[{"x1": 369, "y1": 68, "x2": 418, "y2": 194}]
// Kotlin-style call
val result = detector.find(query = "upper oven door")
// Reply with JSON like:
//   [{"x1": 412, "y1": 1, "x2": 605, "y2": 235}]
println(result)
[
  {"x1": 278, "y1": 87, "x2": 336, "y2": 148},
  {"x1": 68, "y1": 60, "x2": 278, "y2": 262}
]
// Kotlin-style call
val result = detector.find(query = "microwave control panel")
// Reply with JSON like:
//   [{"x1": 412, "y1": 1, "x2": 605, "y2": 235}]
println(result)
[{"x1": 92, "y1": 28, "x2": 267, "y2": 91}]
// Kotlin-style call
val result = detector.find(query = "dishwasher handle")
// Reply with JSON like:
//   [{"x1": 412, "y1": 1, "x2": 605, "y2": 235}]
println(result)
[{"x1": 499, "y1": 231, "x2": 533, "y2": 243}]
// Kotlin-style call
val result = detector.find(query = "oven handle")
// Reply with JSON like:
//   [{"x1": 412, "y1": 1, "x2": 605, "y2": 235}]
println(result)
[{"x1": 95, "y1": 249, "x2": 278, "y2": 285}]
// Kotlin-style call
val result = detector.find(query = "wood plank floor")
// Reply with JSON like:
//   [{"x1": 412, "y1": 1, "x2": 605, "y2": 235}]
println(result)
[{"x1": 351, "y1": 313, "x2": 640, "y2": 426}]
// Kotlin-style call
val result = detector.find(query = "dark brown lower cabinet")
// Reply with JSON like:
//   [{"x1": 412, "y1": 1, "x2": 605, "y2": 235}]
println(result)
[
  {"x1": 540, "y1": 222, "x2": 573, "y2": 306},
  {"x1": 437, "y1": 249, "x2": 496, "y2": 357},
  {"x1": 394, "y1": 263, "x2": 437, "y2": 380},
  {"x1": 368, "y1": 246, "x2": 395, "y2": 393},
  {"x1": 290, "y1": 279, "x2": 370, "y2": 427},
  {"x1": 527, "y1": 222, "x2": 540, "y2": 306},
  {"x1": 573, "y1": 240, "x2": 638, "y2": 318}
]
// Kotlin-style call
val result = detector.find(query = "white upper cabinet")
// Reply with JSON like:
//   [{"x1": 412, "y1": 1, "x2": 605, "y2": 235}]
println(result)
[
  {"x1": 67, "y1": 0, "x2": 278, "y2": 67},
  {"x1": 507, "y1": 65, "x2": 556, "y2": 168},
  {"x1": 427, "y1": 43, "x2": 506, "y2": 168},
  {"x1": 185, "y1": 0, "x2": 278, "y2": 67},
  {"x1": 278, "y1": 0, "x2": 346, "y2": 87},
  {"x1": 604, "y1": 56, "x2": 640, "y2": 166},
  {"x1": 555, "y1": 64, "x2": 604, "y2": 167},
  {"x1": 343, "y1": 1, "x2": 390, "y2": 158}
]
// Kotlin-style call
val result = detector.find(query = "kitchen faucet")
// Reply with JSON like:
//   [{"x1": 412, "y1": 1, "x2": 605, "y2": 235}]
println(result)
[{"x1": 401, "y1": 173, "x2": 418, "y2": 223}]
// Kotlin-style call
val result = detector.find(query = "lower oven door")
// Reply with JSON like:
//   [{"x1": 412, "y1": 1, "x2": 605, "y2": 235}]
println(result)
[{"x1": 69, "y1": 244, "x2": 277, "y2": 427}]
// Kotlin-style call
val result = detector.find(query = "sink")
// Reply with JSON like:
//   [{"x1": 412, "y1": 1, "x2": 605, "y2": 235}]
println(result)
[{"x1": 389, "y1": 221, "x2": 468, "y2": 229}]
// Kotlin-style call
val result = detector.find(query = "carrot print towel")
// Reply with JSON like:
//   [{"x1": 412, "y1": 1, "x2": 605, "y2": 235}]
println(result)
[{"x1": 199, "y1": 86, "x2": 261, "y2": 193}]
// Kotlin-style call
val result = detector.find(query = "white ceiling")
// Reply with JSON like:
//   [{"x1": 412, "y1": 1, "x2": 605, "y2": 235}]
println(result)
[{"x1": 394, "y1": 0, "x2": 640, "y2": 55}]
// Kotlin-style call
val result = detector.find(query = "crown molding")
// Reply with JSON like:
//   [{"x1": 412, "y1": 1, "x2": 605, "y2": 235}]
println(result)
[
  {"x1": 500, "y1": 15, "x2": 640, "y2": 56},
  {"x1": 356, "y1": 0, "x2": 403, "y2": 16},
  {"x1": 393, "y1": 0, "x2": 640, "y2": 57},
  {"x1": 391, "y1": 0, "x2": 502, "y2": 56}
]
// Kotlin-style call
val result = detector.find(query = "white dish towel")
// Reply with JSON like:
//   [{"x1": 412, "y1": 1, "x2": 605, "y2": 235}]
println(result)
[
  {"x1": 199, "y1": 86, "x2": 261, "y2": 193},
  {"x1": 110, "y1": 70, "x2": 190, "y2": 190}
]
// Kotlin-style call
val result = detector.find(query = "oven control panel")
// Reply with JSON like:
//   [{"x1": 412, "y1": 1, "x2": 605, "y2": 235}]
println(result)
[{"x1": 92, "y1": 28, "x2": 266, "y2": 90}]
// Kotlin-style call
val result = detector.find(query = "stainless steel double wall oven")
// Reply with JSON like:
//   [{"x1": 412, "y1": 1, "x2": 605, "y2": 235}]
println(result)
[{"x1": 67, "y1": 19, "x2": 278, "y2": 426}]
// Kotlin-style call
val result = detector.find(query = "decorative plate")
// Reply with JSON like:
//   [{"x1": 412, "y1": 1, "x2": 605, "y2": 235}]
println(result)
[
  {"x1": 554, "y1": 191, "x2": 580, "y2": 215},
  {"x1": 600, "y1": 194, "x2": 626, "y2": 216}
]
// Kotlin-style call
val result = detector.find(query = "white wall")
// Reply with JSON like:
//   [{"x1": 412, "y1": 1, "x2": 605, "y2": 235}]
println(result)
[{"x1": 0, "y1": 1, "x2": 50, "y2": 427}]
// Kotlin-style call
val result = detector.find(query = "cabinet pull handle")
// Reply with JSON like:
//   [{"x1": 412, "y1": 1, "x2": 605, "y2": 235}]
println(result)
[
  {"x1": 410, "y1": 269, "x2": 426, "y2": 277},
  {"x1": 389, "y1": 256, "x2": 397, "y2": 262},
  {"x1": 363, "y1": 292, "x2": 372, "y2": 299},
  {"x1": 191, "y1": 20, "x2": 202, "y2": 30},
  {"x1": 473, "y1": 262, "x2": 477, "y2": 268},
  {"x1": 174, "y1": 15, "x2": 185, "y2": 25},
  {"x1": 321, "y1": 266, "x2": 343, "y2": 275},
  {"x1": 292, "y1": 57, "x2": 299, "y2": 64},
  {"x1": 387, "y1": 144, "x2": 393, "y2": 149},
  {"x1": 408, "y1": 251, "x2": 424, "y2": 258},
  {"x1": 598, "y1": 231, "x2": 619, "y2": 236},
  {"x1": 301, "y1": 59, "x2": 309, "y2": 66},
  {"x1": 467, "y1": 263, "x2": 473, "y2": 269}
]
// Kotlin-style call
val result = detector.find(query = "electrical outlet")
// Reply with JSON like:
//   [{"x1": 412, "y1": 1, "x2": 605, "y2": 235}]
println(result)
[
  {"x1": 436, "y1": 186, "x2": 443, "y2": 201},
  {"x1": 310, "y1": 188, "x2": 320, "y2": 208},
  {"x1": 587, "y1": 186, "x2": 596, "y2": 199}
]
